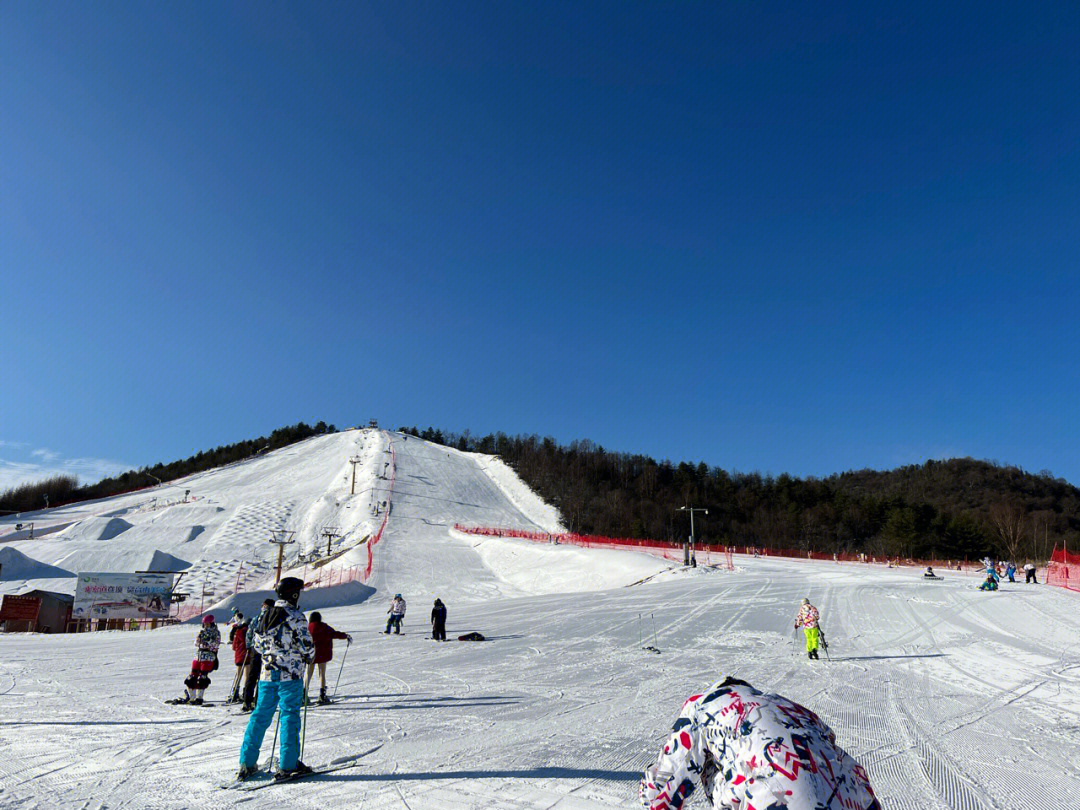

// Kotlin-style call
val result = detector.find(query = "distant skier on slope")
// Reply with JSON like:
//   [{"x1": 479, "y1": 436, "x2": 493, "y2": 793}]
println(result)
[
  {"x1": 794, "y1": 598, "x2": 821, "y2": 660},
  {"x1": 1024, "y1": 562, "x2": 1038, "y2": 584},
  {"x1": 238, "y1": 577, "x2": 315, "y2": 781},
  {"x1": 979, "y1": 574, "x2": 999, "y2": 591},
  {"x1": 174, "y1": 615, "x2": 220, "y2": 704},
  {"x1": 306, "y1": 611, "x2": 351, "y2": 705},
  {"x1": 385, "y1": 594, "x2": 406, "y2": 634},
  {"x1": 431, "y1": 597, "x2": 447, "y2": 641},
  {"x1": 1005, "y1": 561, "x2": 1017, "y2": 583},
  {"x1": 640, "y1": 676, "x2": 881, "y2": 810}
]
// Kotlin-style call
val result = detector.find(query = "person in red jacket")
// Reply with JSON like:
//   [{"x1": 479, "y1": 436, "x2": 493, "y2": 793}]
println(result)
[
  {"x1": 227, "y1": 614, "x2": 249, "y2": 703},
  {"x1": 305, "y1": 611, "x2": 351, "y2": 705}
]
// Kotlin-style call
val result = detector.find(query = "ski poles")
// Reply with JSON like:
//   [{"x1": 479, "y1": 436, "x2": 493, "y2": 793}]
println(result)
[
  {"x1": 300, "y1": 684, "x2": 309, "y2": 761},
  {"x1": 820, "y1": 628, "x2": 831, "y2": 660},
  {"x1": 333, "y1": 639, "x2": 350, "y2": 699}
]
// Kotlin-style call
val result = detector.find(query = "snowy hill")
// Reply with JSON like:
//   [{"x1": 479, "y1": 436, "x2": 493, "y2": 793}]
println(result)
[{"x1": 0, "y1": 429, "x2": 671, "y2": 610}]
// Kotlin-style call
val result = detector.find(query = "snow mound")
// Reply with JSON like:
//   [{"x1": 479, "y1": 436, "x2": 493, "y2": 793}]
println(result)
[
  {"x1": 146, "y1": 550, "x2": 192, "y2": 572},
  {"x1": 0, "y1": 546, "x2": 74, "y2": 580},
  {"x1": 200, "y1": 581, "x2": 377, "y2": 622}
]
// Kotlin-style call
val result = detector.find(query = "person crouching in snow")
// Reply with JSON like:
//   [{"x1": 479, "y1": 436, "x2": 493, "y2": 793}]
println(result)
[
  {"x1": 237, "y1": 577, "x2": 315, "y2": 781},
  {"x1": 385, "y1": 594, "x2": 406, "y2": 634},
  {"x1": 306, "y1": 611, "x2": 351, "y2": 705},
  {"x1": 640, "y1": 676, "x2": 881, "y2": 810},
  {"x1": 178, "y1": 615, "x2": 220, "y2": 704},
  {"x1": 979, "y1": 574, "x2": 999, "y2": 591},
  {"x1": 794, "y1": 598, "x2": 821, "y2": 660}
]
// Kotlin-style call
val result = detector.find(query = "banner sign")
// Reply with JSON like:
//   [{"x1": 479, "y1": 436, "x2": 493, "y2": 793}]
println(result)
[
  {"x1": 72, "y1": 573, "x2": 175, "y2": 620},
  {"x1": 0, "y1": 594, "x2": 42, "y2": 623}
]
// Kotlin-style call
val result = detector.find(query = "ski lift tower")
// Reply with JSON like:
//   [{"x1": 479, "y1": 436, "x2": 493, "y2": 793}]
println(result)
[
  {"x1": 269, "y1": 530, "x2": 296, "y2": 586},
  {"x1": 677, "y1": 506, "x2": 708, "y2": 567},
  {"x1": 321, "y1": 526, "x2": 342, "y2": 557}
]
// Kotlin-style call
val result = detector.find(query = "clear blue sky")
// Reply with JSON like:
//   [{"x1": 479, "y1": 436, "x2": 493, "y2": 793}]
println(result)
[{"x1": 2, "y1": 1, "x2": 1079, "y2": 489}]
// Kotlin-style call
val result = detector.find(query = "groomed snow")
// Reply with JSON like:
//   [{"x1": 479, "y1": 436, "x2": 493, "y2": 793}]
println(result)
[{"x1": 1, "y1": 432, "x2": 1079, "y2": 809}]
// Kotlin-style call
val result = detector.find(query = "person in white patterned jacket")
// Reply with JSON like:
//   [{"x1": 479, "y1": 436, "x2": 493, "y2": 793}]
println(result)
[
  {"x1": 237, "y1": 577, "x2": 315, "y2": 781},
  {"x1": 640, "y1": 677, "x2": 880, "y2": 810}
]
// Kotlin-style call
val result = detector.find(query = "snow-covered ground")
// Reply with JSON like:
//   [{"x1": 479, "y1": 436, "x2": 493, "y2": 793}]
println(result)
[{"x1": 2, "y1": 432, "x2": 1079, "y2": 809}]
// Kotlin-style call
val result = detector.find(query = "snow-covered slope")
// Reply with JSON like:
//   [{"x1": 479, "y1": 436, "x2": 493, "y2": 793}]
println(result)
[{"x1": 0, "y1": 430, "x2": 668, "y2": 608}]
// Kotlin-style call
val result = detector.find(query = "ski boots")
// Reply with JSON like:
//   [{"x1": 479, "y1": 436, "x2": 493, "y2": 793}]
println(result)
[
  {"x1": 317, "y1": 689, "x2": 332, "y2": 705},
  {"x1": 191, "y1": 697, "x2": 204, "y2": 705},
  {"x1": 237, "y1": 764, "x2": 259, "y2": 781},
  {"x1": 274, "y1": 761, "x2": 313, "y2": 781}
]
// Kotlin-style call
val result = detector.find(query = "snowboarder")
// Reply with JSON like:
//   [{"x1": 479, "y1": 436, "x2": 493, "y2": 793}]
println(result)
[
  {"x1": 924, "y1": 566, "x2": 939, "y2": 579},
  {"x1": 431, "y1": 597, "x2": 447, "y2": 641},
  {"x1": 240, "y1": 598, "x2": 275, "y2": 712},
  {"x1": 1005, "y1": 561, "x2": 1017, "y2": 583},
  {"x1": 640, "y1": 676, "x2": 881, "y2": 810},
  {"x1": 794, "y1": 598, "x2": 821, "y2": 660},
  {"x1": 385, "y1": 594, "x2": 406, "y2": 634},
  {"x1": 227, "y1": 613, "x2": 249, "y2": 703},
  {"x1": 1024, "y1": 562, "x2": 1038, "y2": 583},
  {"x1": 238, "y1": 577, "x2": 315, "y2": 781},
  {"x1": 979, "y1": 574, "x2": 999, "y2": 591},
  {"x1": 306, "y1": 611, "x2": 351, "y2": 705},
  {"x1": 176, "y1": 615, "x2": 220, "y2": 704}
]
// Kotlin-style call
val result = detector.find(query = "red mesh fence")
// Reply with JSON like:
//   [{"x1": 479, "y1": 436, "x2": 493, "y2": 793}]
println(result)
[{"x1": 1046, "y1": 547, "x2": 1080, "y2": 591}]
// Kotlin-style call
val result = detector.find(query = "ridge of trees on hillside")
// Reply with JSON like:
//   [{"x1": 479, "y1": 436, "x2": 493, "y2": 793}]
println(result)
[
  {"x1": 399, "y1": 427, "x2": 1077, "y2": 562},
  {"x1": 0, "y1": 422, "x2": 337, "y2": 515}
]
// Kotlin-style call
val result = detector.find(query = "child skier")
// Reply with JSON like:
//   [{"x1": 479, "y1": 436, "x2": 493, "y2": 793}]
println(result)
[
  {"x1": 431, "y1": 597, "x2": 447, "y2": 641},
  {"x1": 385, "y1": 594, "x2": 406, "y2": 634},
  {"x1": 238, "y1": 577, "x2": 315, "y2": 781},
  {"x1": 640, "y1": 676, "x2": 881, "y2": 809},
  {"x1": 306, "y1": 611, "x2": 351, "y2": 705},
  {"x1": 979, "y1": 574, "x2": 999, "y2": 591},
  {"x1": 794, "y1": 598, "x2": 821, "y2": 660},
  {"x1": 173, "y1": 615, "x2": 220, "y2": 704}
]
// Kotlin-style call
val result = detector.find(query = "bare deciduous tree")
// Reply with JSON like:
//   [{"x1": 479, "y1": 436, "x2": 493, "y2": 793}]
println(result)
[{"x1": 989, "y1": 500, "x2": 1026, "y2": 561}]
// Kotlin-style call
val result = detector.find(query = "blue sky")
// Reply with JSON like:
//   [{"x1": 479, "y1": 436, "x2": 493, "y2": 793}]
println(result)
[{"x1": 2, "y1": 1, "x2": 1078, "y2": 489}]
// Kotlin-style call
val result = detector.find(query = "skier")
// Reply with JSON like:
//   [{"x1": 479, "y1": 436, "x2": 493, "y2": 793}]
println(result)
[
  {"x1": 979, "y1": 574, "x2": 999, "y2": 591},
  {"x1": 227, "y1": 613, "x2": 249, "y2": 703},
  {"x1": 794, "y1": 598, "x2": 821, "y2": 660},
  {"x1": 306, "y1": 611, "x2": 351, "y2": 705},
  {"x1": 385, "y1": 594, "x2": 406, "y2": 634},
  {"x1": 175, "y1": 615, "x2": 220, "y2": 704},
  {"x1": 238, "y1": 577, "x2": 315, "y2": 781},
  {"x1": 431, "y1": 597, "x2": 447, "y2": 641},
  {"x1": 640, "y1": 676, "x2": 880, "y2": 809},
  {"x1": 1024, "y1": 562, "x2": 1038, "y2": 583},
  {"x1": 1005, "y1": 561, "x2": 1017, "y2": 583},
  {"x1": 240, "y1": 598, "x2": 275, "y2": 712}
]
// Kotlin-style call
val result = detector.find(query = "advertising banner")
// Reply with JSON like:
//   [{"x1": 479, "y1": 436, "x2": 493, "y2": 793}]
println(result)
[
  {"x1": 72, "y1": 573, "x2": 175, "y2": 620},
  {"x1": 0, "y1": 594, "x2": 42, "y2": 623}
]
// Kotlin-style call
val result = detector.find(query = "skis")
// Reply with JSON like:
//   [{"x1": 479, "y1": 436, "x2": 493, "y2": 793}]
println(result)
[{"x1": 222, "y1": 743, "x2": 384, "y2": 791}]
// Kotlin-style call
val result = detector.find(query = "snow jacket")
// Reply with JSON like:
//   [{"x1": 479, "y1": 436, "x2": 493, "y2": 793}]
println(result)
[
  {"x1": 194, "y1": 625, "x2": 221, "y2": 663},
  {"x1": 229, "y1": 622, "x2": 249, "y2": 665},
  {"x1": 795, "y1": 604, "x2": 820, "y2": 629},
  {"x1": 246, "y1": 606, "x2": 269, "y2": 650},
  {"x1": 431, "y1": 601, "x2": 447, "y2": 625},
  {"x1": 641, "y1": 680, "x2": 880, "y2": 810},
  {"x1": 388, "y1": 597, "x2": 406, "y2": 617},
  {"x1": 251, "y1": 600, "x2": 314, "y2": 681},
  {"x1": 309, "y1": 620, "x2": 348, "y2": 665}
]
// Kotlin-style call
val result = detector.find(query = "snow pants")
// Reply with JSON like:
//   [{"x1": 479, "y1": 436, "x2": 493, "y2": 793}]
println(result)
[
  {"x1": 242, "y1": 653, "x2": 261, "y2": 706},
  {"x1": 1026, "y1": 569, "x2": 1037, "y2": 583},
  {"x1": 239, "y1": 676, "x2": 304, "y2": 771},
  {"x1": 386, "y1": 615, "x2": 403, "y2": 633},
  {"x1": 803, "y1": 626, "x2": 820, "y2": 653},
  {"x1": 432, "y1": 618, "x2": 446, "y2": 641}
]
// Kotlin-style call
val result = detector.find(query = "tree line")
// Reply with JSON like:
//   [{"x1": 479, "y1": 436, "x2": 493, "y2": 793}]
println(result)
[
  {"x1": 0, "y1": 421, "x2": 337, "y2": 515},
  {"x1": 399, "y1": 427, "x2": 1077, "y2": 562}
]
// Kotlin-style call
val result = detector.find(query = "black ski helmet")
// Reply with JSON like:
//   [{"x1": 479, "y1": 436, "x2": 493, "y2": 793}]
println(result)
[{"x1": 276, "y1": 576, "x2": 305, "y2": 605}]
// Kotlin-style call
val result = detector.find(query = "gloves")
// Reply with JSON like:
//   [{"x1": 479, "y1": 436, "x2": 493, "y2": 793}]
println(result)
[{"x1": 346, "y1": 634, "x2": 353, "y2": 643}]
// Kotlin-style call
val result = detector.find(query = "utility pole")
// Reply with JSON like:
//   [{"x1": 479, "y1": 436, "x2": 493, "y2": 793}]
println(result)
[
  {"x1": 348, "y1": 456, "x2": 363, "y2": 495},
  {"x1": 321, "y1": 526, "x2": 342, "y2": 557},
  {"x1": 269, "y1": 530, "x2": 296, "y2": 586},
  {"x1": 677, "y1": 506, "x2": 708, "y2": 567}
]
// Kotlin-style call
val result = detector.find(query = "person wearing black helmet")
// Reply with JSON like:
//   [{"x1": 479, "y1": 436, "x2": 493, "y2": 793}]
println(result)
[{"x1": 237, "y1": 577, "x2": 315, "y2": 782}]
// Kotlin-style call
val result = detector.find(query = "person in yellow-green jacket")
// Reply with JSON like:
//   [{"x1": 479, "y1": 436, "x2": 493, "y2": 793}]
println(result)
[{"x1": 794, "y1": 598, "x2": 821, "y2": 660}]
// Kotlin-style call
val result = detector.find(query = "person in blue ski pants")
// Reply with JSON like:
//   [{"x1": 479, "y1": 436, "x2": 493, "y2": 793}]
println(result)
[{"x1": 238, "y1": 576, "x2": 315, "y2": 780}]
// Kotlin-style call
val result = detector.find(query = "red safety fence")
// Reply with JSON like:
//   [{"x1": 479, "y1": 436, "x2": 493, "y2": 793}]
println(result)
[
  {"x1": 453, "y1": 525, "x2": 736, "y2": 570},
  {"x1": 1046, "y1": 547, "x2": 1080, "y2": 592},
  {"x1": 361, "y1": 439, "x2": 397, "y2": 581}
]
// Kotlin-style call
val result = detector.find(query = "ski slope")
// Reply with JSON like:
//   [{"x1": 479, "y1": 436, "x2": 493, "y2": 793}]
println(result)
[{"x1": 2, "y1": 433, "x2": 1079, "y2": 809}]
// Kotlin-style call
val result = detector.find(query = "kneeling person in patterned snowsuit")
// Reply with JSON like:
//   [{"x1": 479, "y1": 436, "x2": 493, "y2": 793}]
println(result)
[
  {"x1": 238, "y1": 577, "x2": 315, "y2": 780},
  {"x1": 180, "y1": 615, "x2": 220, "y2": 704},
  {"x1": 640, "y1": 677, "x2": 880, "y2": 810}
]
